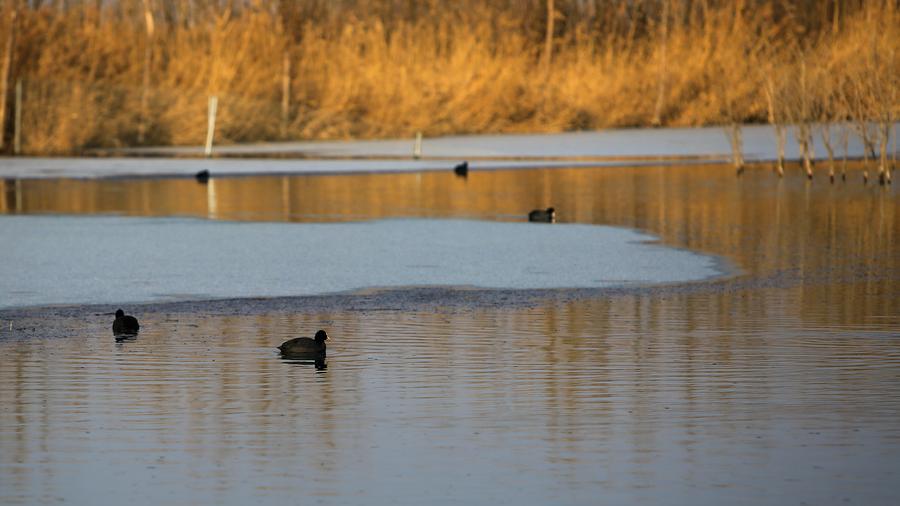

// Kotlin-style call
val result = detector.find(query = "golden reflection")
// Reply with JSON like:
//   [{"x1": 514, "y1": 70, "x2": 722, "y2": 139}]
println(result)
[
  {"x1": 3, "y1": 164, "x2": 896, "y2": 306},
  {"x1": 2, "y1": 164, "x2": 899, "y2": 503},
  {"x1": 2, "y1": 289, "x2": 900, "y2": 501}
]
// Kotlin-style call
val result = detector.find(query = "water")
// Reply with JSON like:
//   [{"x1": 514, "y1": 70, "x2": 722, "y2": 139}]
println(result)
[{"x1": 1, "y1": 164, "x2": 899, "y2": 505}]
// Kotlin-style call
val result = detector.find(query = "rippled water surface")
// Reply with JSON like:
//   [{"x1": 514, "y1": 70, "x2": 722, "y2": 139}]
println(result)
[{"x1": 1, "y1": 164, "x2": 899, "y2": 505}]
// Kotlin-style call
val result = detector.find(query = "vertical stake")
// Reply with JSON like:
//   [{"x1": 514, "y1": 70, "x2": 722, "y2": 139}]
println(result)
[
  {"x1": 205, "y1": 95, "x2": 217, "y2": 158},
  {"x1": 413, "y1": 131, "x2": 422, "y2": 159}
]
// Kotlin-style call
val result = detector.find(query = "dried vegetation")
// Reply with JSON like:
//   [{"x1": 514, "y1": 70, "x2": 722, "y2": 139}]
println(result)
[{"x1": 0, "y1": 0, "x2": 896, "y2": 183}]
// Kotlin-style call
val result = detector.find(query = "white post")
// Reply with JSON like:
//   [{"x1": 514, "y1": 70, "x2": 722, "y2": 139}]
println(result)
[
  {"x1": 205, "y1": 95, "x2": 218, "y2": 158},
  {"x1": 413, "y1": 131, "x2": 422, "y2": 159},
  {"x1": 13, "y1": 78, "x2": 21, "y2": 155}
]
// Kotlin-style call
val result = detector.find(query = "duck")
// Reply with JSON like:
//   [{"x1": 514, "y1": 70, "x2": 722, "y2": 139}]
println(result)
[
  {"x1": 112, "y1": 308, "x2": 140, "y2": 334},
  {"x1": 195, "y1": 169, "x2": 210, "y2": 183},
  {"x1": 278, "y1": 330, "x2": 328, "y2": 356},
  {"x1": 528, "y1": 207, "x2": 556, "y2": 223},
  {"x1": 453, "y1": 161, "x2": 469, "y2": 177}
]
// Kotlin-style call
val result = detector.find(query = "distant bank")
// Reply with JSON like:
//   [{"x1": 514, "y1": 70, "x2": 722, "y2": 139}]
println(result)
[{"x1": 0, "y1": 125, "x2": 883, "y2": 181}]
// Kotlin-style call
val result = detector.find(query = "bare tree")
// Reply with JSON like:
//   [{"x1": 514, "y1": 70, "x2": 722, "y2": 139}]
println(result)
[
  {"x1": 846, "y1": 67, "x2": 877, "y2": 184},
  {"x1": 820, "y1": 124, "x2": 837, "y2": 183},
  {"x1": 820, "y1": 69, "x2": 853, "y2": 182},
  {"x1": 816, "y1": 63, "x2": 841, "y2": 183},
  {"x1": 871, "y1": 2, "x2": 897, "y2": 185},
  {"x1": 785, "y1": 59, "x2": 816, "y2": 179},
  {"x1": 757, "y1": 28, "x2": 795, "y2": 178},
  {"x1": 872, "y1": 53, "x2": 896, "y2": 185},
  {"x1": 835, "y1": 65, "x2": 866, "y2": 183},
  {"x1": 720, "y1": 80, "x2": 746, "y2": 176},
  {"x1": 764, "y1": 74, "x2": 788, "y2": 177}
]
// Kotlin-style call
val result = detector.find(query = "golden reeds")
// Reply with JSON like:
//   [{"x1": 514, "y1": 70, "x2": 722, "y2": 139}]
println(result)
[{"x1": 0, "y1": 0, "x2": 897, "y2": 165}]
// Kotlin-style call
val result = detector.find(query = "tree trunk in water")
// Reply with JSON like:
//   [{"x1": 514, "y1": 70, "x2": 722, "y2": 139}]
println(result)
[
  {"x1": 764, "y1": 78, "x2": 786, "y2": 177},
  {"x1": 796, "y1": 123, "x2": 814, "y2": 179},
  {"x1": 821, "y1": 124, "x2": 835, "y2": 183},
  {"x1": 878, "y1": 122, "x2": 891, "y2": 185},
  {"x1": 0, "y1": 5, "x2": 17, "y2": 151},
  {"x1": 804, "y1": 131, "x2": 815, "y2": 179},
  {"x1": 840, "y1": 126, "x2": 849, "y2": 181},
  {"x1": 892, "y1": 122, "x2": 898, "y2": 184},
  {"x1": 775, "y1": 124, "x2": 786, "y2": 177},
  {"x1": 862, "y1": 143, "x2": 869, "y2": 184},
  {"x1": 850, "y1": 120, "x2": 877, "y2": 183},
  {"x1": 798, "y1": 63, "x2": 813, "y2": 179},
  {"x1": 728, "y1": 123, "x2": 744, "y2": 175}
]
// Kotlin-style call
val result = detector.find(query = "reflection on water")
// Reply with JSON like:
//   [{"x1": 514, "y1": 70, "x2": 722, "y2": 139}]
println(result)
[
  {"x1": 280, "y1": 356, "x2": 328, "y2": 370},
  {"x1": 2, "y1": 299, "x2": 899, "y2": 505},
  {"x1": 3, "y1": 165, "x2": 896, "y2": 317},
  {"x1": 1, "y1": 165, "x2": 899, "y2": 505},
  {"x1": 2, "y1": 165, "x2": 897, "y2": 276},
  {"x1": 113, "y1": 333, "x2": 138, "y2": 343}
]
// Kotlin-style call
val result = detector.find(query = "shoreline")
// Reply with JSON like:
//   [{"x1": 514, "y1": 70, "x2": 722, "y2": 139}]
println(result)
[
  {"x1": 5, "y1": 259, "x2": 894, "y2": 341},
  {"x1": 1, "y1": 124, "x2": 890, "y2": 181},
  {"x1": 0, "y1": 263, "x2": 830, "y2": 324}
]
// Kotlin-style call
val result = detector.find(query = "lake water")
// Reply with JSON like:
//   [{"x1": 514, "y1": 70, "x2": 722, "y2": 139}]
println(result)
[{"x1": 1, "y1": 164, "x2": 899, "y2": 505}]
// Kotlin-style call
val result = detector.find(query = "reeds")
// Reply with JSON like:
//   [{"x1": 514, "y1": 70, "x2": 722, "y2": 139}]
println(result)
[{"x1": 0, "y1": 0, "x2": 897, "y2": 163}]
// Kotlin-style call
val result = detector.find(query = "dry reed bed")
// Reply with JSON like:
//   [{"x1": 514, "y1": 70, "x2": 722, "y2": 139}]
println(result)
[{"x1": 0, "y1": 0, "x2": 897, "y2": 181}]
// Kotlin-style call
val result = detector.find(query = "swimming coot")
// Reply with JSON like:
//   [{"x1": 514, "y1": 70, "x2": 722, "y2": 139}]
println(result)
[
  {"x1": 112, "y1": 309, "x2": 140, "y2": 334},
  {"x1": 278, "y1": 330, "x2": 328, "y2": 356},
  {"x1": 453, "y1": 161, "x2": 469, "y2": 177},
  {"x1": 528, "y1": 207, "x2": 556, "y2": 223},
  {"x1": 195, "y1": 169, "x2": 210, "y2": 183}
]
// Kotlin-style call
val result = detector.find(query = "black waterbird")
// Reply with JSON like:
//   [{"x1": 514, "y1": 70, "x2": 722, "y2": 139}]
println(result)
[
  {"x1": 278, "y1": 330, "x2": 328, "y2": 356},
  {"x1": 453, "y1": 161, "x2": 469, "y2": 177},
  {"x1": 112, "y1": 309, "x2": 140, "y2": 335},
  {"x1": 528, "y1": 207, "x2": 556, "y2": 223},
  {"x1": 195, "y1": 169, "x2": 210, "y2": 183}
]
